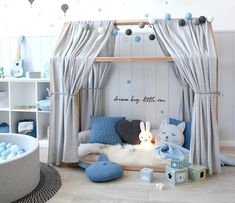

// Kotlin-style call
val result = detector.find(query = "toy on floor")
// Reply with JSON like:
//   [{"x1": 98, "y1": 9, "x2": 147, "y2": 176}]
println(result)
[
  {"x1": 139, "y1": 167, "x2": 154, "y2": 182},
  {"x1": 165, "y1": 166, "x2": 188, "y2": 185},
  {"x1": 156, "y1": 182, "x2": 165, "y2": 190},
  {"x1": 171, "y1": 156, "x2": 191, "y2": 169},
  {"x1": 139, "y1": 121, "x2": 154, "y2": 150},
  {"x1": 152, "y1": 119, "x2": 185, "y2": 146},
  {"x1": 188, "y1": 165, "x2": 206, "y2": 181},
  {"x1": 79, "y1": 154, "x2": 123, "y2": 182}
]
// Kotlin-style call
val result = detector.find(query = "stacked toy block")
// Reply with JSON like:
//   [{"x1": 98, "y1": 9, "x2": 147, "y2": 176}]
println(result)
[
  {"x1": 165, "y1": 156, "x2": 191, "y2": 185},
  {"x1": 165, "y1": 166, "x2": 188, "y2": 185}
]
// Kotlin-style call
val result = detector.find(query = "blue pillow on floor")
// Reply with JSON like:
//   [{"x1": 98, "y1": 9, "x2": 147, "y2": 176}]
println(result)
[
  {"x1": 169, "y1": 118, "x2": 191, "y2": 149},
  {"x1": 81, "y1": 154, "x2": 123, "y2": 182},
  {"x1": 85, "y1": 161, "x2": 123, "y2": 182},
  {"x1": 89, "y1": 116, "x2": 125, "y2": 145}
]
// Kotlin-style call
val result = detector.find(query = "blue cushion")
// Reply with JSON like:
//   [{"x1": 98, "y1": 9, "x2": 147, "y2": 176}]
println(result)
[
  {"x1": 85, "y1": 161, "x2": 123, "y2": 182},
  {"x1": 89, "y1": 116, "x2": 124, "y2": 145},
  {"x1": 169, "y1": 118, "x2": 191, "y2": 149}
]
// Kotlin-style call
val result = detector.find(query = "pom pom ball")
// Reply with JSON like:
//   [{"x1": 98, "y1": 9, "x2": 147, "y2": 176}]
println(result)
[
  {"x1": 192, "y1": 18, "x2": 200, "y2": 25},
  {"x1": 199, "y1": 16, "x2": 207, "y2": 24},
  {"x1": 164, "y1": 13, "x2": 171, "y2": 20},
  {"x1": 148, "y1": 17, "x2": 156, "y2": 24},
  {"x1": 149, "y1": 34, "x2": 155, "y2": 41},
  {"x1": 178, "y1": 19, "x2": 186, "y2": 26},
  {"x1": 207, "y1": 16, "x2": 214, "y2": 22},
  {"x1": 138, "y1": 22, "x2": 145, "y2": 29},
  {"x1": 134, "y1": 36, "x2": 141, "y2": 42},
  {"x1": 125, "y1": 29, "x2": 132, "y2": 36},
  {"x1": 185, "y1": 12, "x2": 192, "y2": 20},
  {"x1": 112, "y1": 28, "x2": 118, "y2": 36}
]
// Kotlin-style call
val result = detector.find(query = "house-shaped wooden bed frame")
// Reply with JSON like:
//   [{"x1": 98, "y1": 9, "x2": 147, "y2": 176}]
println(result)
[{"x1": 51, "y1": 19, "x2": 219, "y2": 172}]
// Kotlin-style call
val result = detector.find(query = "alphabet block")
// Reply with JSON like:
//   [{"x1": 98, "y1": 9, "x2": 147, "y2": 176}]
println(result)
[
  {"x1": 188, "y1": 165, "x2": 206, "y2": 181},
  {"x1": 139, "y1": 167, "x2": 154, "y2": 182},
  {"x1": 165, "y1": 166, "x2": 188, "y2": 185}
]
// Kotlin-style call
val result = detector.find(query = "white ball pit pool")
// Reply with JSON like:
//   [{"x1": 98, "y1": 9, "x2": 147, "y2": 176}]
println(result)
[{"x1": 0, "y1": 133, "x2": 40, "y2": 203}]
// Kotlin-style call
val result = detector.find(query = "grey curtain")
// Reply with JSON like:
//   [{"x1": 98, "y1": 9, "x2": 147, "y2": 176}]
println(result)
[
  {"x1": 80, "y1": 38, "x2": 115, "y2": 131},
  {"x1": 80, "y1": 62, "x2": 114, "y2": 131},
  {"x1": 156, "y1": 34, "x2": 194, "y2": 121},
  {"x1": 48, "y1": 21, "x2": 115, "y2": 164},
  {"x1": 153, "y1": 19, "x2": 221, "y2": 174}
]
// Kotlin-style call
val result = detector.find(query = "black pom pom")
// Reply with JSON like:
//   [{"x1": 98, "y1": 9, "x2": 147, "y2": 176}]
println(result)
[
  {"x1": 125, "y1": 29, "x2": 132, "y2": 36},
  {"x1": 199, "y1": 16, "x2": 207, "y2": 24},
  {"x1": 149, "y1": 34, "x2": 155, "y2": 40},
  {"x1": 178, "y1": 19, "x2": 186, "y2": 26}
]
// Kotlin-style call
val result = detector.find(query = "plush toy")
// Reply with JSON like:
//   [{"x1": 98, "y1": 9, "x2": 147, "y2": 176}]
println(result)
[
  {"x1": 139, "y1": 121, "x2": 154, "y2": 149},
  {"x1": 153, "y1": 119, "x2": 185, "y2": 146}
]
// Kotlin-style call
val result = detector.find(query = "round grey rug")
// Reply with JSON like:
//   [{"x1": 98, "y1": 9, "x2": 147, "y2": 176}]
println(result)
[{"x1": 14, "y1": 162, "x2": 62, "y2": 203}]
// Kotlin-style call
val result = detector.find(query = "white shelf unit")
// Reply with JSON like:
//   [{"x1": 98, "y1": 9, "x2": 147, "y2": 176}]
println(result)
[{"x1": 0, "y1": 78, "x2": 50, "y2": 140}]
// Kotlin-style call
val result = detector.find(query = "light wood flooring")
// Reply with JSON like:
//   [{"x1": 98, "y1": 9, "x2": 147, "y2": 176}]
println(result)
[{"x1": 39, "y1": 146, "x2": 235, "y2": 203}]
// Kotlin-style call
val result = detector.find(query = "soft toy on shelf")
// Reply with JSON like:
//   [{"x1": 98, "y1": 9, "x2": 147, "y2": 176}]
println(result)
[{"x1": 139, "y1": 121, "x2": 154, "y2": 150}]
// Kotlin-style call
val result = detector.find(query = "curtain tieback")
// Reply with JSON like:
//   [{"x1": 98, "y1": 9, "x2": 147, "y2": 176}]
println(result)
[
  {"x1": 80, "y1": 88, "x2": 102, "y2": 90},
  {"x1": 195, "y1": 91, "x2": 222, "y2": 96},
  {"x1": 50, "y1": 92, "x2": 76, "y2": 97}
]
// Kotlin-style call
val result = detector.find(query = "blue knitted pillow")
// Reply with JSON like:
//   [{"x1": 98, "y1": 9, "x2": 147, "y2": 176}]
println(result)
[
  {"x1": 85, "y1": 161, "x2": 123, "y2": 182},
  {"x1": 169, "y1": 118, "x2": 191, "y2": 149},
  {"x1": 89, "y1": 116, "x2": 124, "y2": 145}
]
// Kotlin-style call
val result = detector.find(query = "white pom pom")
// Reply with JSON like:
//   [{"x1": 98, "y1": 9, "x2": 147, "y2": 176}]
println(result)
[
  {"x1": 98, "y1": 26, "x2": 104, "y2": 34},
  {"x1": 207, "y1": 16, "x2": 214, "y2": 22},
  {"x1": 148, "y1": 17, "x2": 156, "y2": 24}
]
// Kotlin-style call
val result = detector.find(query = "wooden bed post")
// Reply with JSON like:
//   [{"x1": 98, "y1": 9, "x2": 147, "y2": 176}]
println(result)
[{"x1": 209, "y1": 22, "x2": 219, "y2": 121}]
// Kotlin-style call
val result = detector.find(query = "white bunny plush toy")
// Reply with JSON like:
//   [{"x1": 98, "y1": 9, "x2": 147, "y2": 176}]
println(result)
[
  {"x1": 139, "y1": 121, "x2": 154, "y2": 149},
  {"x1": 152, "y1": 119, "x2": 185, "y2": 146}
]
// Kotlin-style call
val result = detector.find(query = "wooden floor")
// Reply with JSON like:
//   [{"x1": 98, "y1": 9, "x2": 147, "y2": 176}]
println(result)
[{"x1": 40, "y1": 146, "x2": 235, "y2": 203}]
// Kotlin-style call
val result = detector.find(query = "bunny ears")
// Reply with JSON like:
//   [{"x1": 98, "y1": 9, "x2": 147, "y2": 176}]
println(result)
[{"x1": 140, "y1": 121, "x2": 151, "y2": 132}]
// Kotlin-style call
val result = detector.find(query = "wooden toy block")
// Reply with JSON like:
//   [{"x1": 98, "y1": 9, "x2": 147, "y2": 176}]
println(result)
[
  {"x1": 188, "y1": 165, "x2": 206, "y2": 181},
  {"x1": 165, "y1": 166, "x2": 188, "y2": 185},
  {"x1": 180, "y1": 155, "x2": 192, "y2": 167},
  {"x1": 139, "y1": 167, "x2": 154, "y2": 182},
  {"x1": 171, "y1": 156, "x2": 191, "y2": 169},
  {"x1": 171, "y1": 159, "x2": 181, "y2": 169}
]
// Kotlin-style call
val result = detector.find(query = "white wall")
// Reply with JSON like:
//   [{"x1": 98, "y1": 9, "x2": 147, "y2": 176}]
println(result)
[{"x1": 0, "y1": 0, "x2": 235, "y2": 36}]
